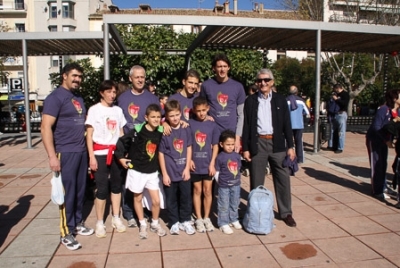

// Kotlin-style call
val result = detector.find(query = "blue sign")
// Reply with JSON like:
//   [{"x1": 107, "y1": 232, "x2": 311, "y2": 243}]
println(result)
[{"x1": 9, "y1": 93, "x2": 24, "y2": 100}]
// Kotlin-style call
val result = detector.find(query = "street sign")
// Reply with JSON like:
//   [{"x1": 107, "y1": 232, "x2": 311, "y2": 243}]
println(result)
[{"x1": 10, "y1": 78, "x2": 23, "y2": 91}]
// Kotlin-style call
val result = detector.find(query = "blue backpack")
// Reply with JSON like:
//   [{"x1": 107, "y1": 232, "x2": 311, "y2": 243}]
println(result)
[{"x1": 243, "y1": 185, "x2": 275, "y2": 235}]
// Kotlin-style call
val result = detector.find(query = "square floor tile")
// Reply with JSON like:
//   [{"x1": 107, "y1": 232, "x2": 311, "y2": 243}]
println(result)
[
  {"x1": 107, "y1": 252, "x2": 162, "y2": 268},
  {"x1": 356, "y1": 233, "x2": 400, "y2": 258},
  {"x1": 346, "y1": 201, "x2": 396, "y2": 216},
  {"x1": 49, "y1": 254, "x2": 107, "y2": 268},
  {"x1": 331, "y1": 216, "x2": 390, "y2": 236},
  {"x1": 163, "y1": 248, "x2": 219, "y2": 268},
  {"x1": 313, "y1": 204, "x2": 361, "y2": 219},
  {"x1": 296, "y1": 193, "x2": 340, "y2": 207},
  {"x1": 312, "y1": 236, "x2": 381, "y2": 263},
  {"x1": 265, "y1": 240, "x2": 333, "y2": 267},
  {"x1": 296, "y1": 218, "x2": 349, "y2": 239},
  {"x1": 368, "y1": 214, "x2": 400, "y2": 232},
  {"x1": 216, "y1": 245, "x2": 280, "y2": 268}
]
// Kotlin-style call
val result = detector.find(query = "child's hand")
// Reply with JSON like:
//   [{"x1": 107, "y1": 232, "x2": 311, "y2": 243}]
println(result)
[
  {"x1": 162, "y1": 121, "x2": 172, "y2": 136},
  {"x1": 206, "y1": 115, "x2": 214, "y2": 122},
  {"x1": 163, "y1": 175, "x2": 171, "y2": 187},
  {"x1": 208, "y1": 164, "x2": 216, "y2": 177},
  {"x1": 180, "y1": 120, "x2": 189, "y2": 128},
  {"x1": 119, "y1": 158, "x2": 131, "y2": 169},
  {"x1": 190, "y1": 160, "x2": 196, "y2": 172},
  {"x1": 182, "y1": 168, "x2": 191, "y2": 181},
  {"x1": 89, "y1": 157, "x2": 98, "y2": 172}
]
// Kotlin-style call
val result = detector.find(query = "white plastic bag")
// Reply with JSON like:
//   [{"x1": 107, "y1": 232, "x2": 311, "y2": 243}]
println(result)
[{"x1": 51, "y1": 172, "x2": 64, "y2": 205}]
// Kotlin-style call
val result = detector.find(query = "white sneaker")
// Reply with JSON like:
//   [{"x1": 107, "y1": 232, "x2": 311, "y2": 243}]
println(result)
[
  {"x1": 195, "y1": 219, "x2": 206, "y2": 233},
  {"x1": 139, "y1": 224, "x2": 148, "y2": 239},
  {"x1": 203, "y1": 218, "x2": 214, "y2": 232},
  {"x1": 150, "y1": 223, "x2": 167, "y2": 237},
  {"x1": 112, "y1": 217, "x2": 126, "y2": 233},
  {"x1": 95, "y1": 223, "x2": 106, "y2": 238},
  {"x1": 219, "y1": 224, "x2": 233, "y2": 235},
  {"x1": 170, "y1": 222, "x2": 180, "y2": 235},
  {"x1": 75, "y1": 222, "x2": 94, "y2": 236},
  {"x1": 179, "y1": 221, "x2": 195, "y2": 235},
  {"x1": 229, "y1": 221, "x2": 242, "y2": 230},
  {"x1": 127, "y1": 218, "x2": 138, "y2": 228}
]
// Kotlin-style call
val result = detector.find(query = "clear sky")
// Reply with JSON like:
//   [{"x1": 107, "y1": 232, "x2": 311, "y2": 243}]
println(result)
[{"x1": 112, "y1": 0, "x2": 283, "y2": 10}]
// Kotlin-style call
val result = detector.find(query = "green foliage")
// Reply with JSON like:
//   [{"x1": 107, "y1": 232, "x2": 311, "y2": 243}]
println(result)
[{"x1": 49, "y1": 58, "x2": 102, "y2": 108}]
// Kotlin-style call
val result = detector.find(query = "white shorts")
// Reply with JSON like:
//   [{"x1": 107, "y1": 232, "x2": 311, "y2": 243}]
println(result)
[{"x1": 126, "y1": 169, "x2": 160, "y2": 193}]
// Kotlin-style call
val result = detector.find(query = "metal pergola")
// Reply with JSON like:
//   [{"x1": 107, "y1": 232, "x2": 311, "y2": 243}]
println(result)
[{"x1": 2, "y1": 14, "x2": 400, "y2": 150}]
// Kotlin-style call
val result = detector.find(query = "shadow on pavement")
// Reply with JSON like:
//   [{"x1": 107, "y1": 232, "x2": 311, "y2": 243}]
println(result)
[{"x1": 0, "y1": 195, "x2": 34, "y2": 248}]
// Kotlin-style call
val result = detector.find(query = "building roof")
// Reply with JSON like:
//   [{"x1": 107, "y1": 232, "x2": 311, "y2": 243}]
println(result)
[{"x1": 0, "y1": 25, "x2": 126, "y2": 57}]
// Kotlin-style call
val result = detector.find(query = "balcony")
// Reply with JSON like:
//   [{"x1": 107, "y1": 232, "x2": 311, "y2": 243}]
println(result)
[{"x1": 0, "y1": 1, "x2": 27, "y2": 15}]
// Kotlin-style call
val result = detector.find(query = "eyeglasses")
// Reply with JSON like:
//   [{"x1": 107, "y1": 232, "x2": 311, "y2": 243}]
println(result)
[{"x1": 256, "y1": 78, "x2": 272, "y2": 83}]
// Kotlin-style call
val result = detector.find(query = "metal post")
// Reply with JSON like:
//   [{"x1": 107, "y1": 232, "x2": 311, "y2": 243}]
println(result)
[
  {"x1": 313, "y1": 29, "x2": 322, "y2": 153},
  {"x1": 22, "y1": 38, "x2": 32, "y2": 149},
  {"x1": 104, "y1": 23, "x2": 110, "y2": 80}
]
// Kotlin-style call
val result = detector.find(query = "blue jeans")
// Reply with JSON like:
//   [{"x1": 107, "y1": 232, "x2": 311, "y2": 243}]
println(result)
[
  {"x1": 329, "y1": 112, "x2": 347, "y2": 150},
  {"x1": 217, "y1": 184, "x2": 241, "y2": 227}
]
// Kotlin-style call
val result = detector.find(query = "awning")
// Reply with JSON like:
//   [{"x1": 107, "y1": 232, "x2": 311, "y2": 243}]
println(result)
[{"x1": 0, "y1": 95, "x2": 7, "y2": 100}]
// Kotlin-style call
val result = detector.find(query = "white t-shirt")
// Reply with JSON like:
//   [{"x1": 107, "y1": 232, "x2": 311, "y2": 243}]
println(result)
[{"x1": 85, "y1": 103, "x2": 127, "y2": 155}]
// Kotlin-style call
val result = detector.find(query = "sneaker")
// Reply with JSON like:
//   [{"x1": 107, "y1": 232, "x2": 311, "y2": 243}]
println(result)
[
  {"x1": 229, "y1": 221, "x2": 242, "y2": 230},
  {"x1": 395, "y1": 202, "x2": 400, "y2": 209},
  {"x1": 61, "y1": 233, "x2": 81, "y2": 250},
  {"x1": 112, "y1": 217, "x2": 126, "y2": 233},
  {"x1": 127, "y1": 218, "x2": 138, "y2": 228},
  {"x1": 374, "y1": 193, "x2": 390, "y2": 200},
  {"x1": 203, "y1": 218, "x2": 214, "y2": 232},
  {"x1": 179, "y1": 221, "x2": 195, "y2": 235},
  {"x1": 75, "y1": 222, "x2": 94, "y2": 236},
  {"x1": 95, "y1": 223, "x2": 106, "y2": 238},
  {"x1": 170, "y1": 222, "x2": 180, "y2": 235},
  {"x1": 195, "y1": 219, "x2": 206, "y2": 233},
  {"x1": 384, "y1": 188, "x2": 397, "y2": 196},
  {"x1": 150, "y1": 223, "x2": 167, "y2": 237},
  {"x1": 139, "y1": 224, "x2": 148, "y2": 239},
  {"x1": 219, "y1": 224, "x2": 233, "y2": 235}
]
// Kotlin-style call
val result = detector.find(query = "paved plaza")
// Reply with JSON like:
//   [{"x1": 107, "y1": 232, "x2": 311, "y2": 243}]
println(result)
[{"x1": 0, "y1": 132, "x2": 399, "y2": 268}]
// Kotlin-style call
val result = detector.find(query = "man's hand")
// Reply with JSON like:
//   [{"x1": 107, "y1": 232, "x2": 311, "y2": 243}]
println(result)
[
  {"x1": 287, "y1": 148, "x2": 296, "y2": 161},
  {"x1": 243, "y1": 151, "x2": 251, "y2": 162},
  {"x1": 49, "y1": 155, "x2": 61, "y2": 172},
  {"x1": 234, "y1": 138, "x2": 241, "y2": 153}
]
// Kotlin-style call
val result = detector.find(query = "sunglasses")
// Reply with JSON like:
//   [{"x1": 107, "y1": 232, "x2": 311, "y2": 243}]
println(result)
[{"x1": 256, "y1": 78, "x2": 272, "y2": 83}]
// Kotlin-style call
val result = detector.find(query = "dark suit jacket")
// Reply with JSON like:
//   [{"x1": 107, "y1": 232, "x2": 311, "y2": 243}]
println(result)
[{"x1": 242, "y1": 92, "x2": 294, "y2": 156}]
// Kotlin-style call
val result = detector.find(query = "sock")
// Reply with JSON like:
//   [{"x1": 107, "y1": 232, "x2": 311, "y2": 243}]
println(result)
[
  {"x1": 139, "y1": 219, "x2": 147, "y2": 226},
  {"x1": 113, "y1": 215, "x2": 120, "y2": 219},
  {"x1": 97, "y1": 220, "x2": 103, "y2": 225},
  {"x1": 152, "y1": 219, "x2": 159, "y2": 226}
]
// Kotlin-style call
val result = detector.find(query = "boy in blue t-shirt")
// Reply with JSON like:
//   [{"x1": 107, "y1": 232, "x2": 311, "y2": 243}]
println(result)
[
  {"x1": 215, "y1": 130, "x2": 242, "y2": 235},
  {"x1": 159, "y1": 100, "x2": 195, "y2": 235},
  {"x1": 189, "y1": 96, "x2": 220, "y2": 233}
]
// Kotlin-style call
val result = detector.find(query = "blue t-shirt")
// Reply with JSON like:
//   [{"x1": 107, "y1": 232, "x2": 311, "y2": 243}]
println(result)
[
  {"x1": 200, "y1": 78, "x2": 246, "y2": 133},
  {"x1": 188, "y1": 119, "x2": 220, "y2": 175},
  {"x1": 169, "y1": 92, "x2": 198, "y2": 122},
  {"x1": 215, "y1": 151, "x2": 241, "y2": 188},
  {"x1": 117, "y1": 89, "x2": 159, "y2": 134},
  {"x1": 159, "y1": 126, "x2": 193, "y2": 182},
  {"x1": 42, "y1": 86, "x2": 87, "y2": 153}
]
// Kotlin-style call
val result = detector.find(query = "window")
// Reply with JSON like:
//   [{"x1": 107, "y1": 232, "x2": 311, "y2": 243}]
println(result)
[
  {"x1": 192, "y1": 25, "x2": 202, "y2": 34},
  {"x1": 48, "y1": 26, "x2": 57, "y2": 32},
  {"x1": 49, "y1": 3, "x2": 57, "y2": 19},
  {"x1": 14, "y1": 0, "x2": 24, "y2": 10},
  {"x1": 15, "y1": 23, "x2": 25, "y2": 32},
  {"x1": 51, "y1": 56, "x2": 60, "y2": 68},
  {"x1": 0, "y1": 0, "x2": 3, "y2": 10},
  {"x1": 62, "y1": 26, "x2": 75, "y2": 32},
  {"x1": 62, "y1": 2, "x2": 74, "y2": 19}
]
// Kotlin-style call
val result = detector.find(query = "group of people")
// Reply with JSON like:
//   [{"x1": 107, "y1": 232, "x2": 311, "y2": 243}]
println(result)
[{"x1": 41, "y1": 53, "x2": 298, "y2": 251}]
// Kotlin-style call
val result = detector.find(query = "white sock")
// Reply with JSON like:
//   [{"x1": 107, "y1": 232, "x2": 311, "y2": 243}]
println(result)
[
  {"x1": 139, "y1": 219, "x2": 147, "y2": 226},
  {"x1": 113, "y1": 215, "x2": 120, "y2": 219},
  {"x1": 97, "y1": 220, "x2": 103, "y2": 225},
  {"x1": 152, "y1": 219, "x2": 159, "y2": 226}
]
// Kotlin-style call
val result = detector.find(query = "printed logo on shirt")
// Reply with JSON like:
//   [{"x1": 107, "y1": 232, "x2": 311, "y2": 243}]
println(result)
[
  {"x1": 146, "y1": 140, "x2": 157, "y2": 160},
  {"x1": 195, "y1": 130, "x2": 206, "y2": 150},
  {"x1": 128, "y1": 103, "x2": 140, "y2": 121},
  {"x1": 173, "y1": 138, "x2": 184, "y2": 156},
  {"x1": 183, "y1": 105, "x2": 191, "y2": 121},
  {"x1": 71, "y1": 99, "x2": 82, "y2": 115},
  {"x1": 217, "y1": 92, "x2": 228, "y2": 110},
  {"x1": 106, "y1": 117, "x2": 117, "y2": 135},
  {"x1": 227, "y1": 159, "x2": 238, "y2": 177}
]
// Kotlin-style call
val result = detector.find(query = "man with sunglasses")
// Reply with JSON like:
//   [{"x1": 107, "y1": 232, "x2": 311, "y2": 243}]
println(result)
[{"x1": 242, "y1": 68, "x2": 297, "y2": 227}]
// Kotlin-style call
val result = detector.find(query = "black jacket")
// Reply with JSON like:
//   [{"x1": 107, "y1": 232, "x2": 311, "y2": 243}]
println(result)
[{"x1": 242, "y1": 92, "x2": 294, "y2": 156}]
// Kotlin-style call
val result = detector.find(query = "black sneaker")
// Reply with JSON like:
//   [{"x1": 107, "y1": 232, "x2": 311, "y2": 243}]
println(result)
[
  {"x1": 61, "y1": 234, "x2": 81, "y2": 250},
  {"x1": 75, "y1": 222, "x2": 94, "y2": 236},
  {"x1": 334, "y1": 150, "x2": 343, "y2": 154}
]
